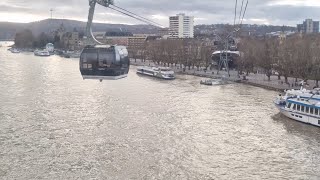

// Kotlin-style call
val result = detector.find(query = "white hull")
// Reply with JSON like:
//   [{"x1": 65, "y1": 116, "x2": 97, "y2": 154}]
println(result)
[
  {"x1": 137, "y1": 67, "x2": 175, "y2": 80},
  {"x1": 34, "y1": 50, "x2": 50, "y2": 57},
  {"x1": 275, "y1": 104, "x2": 320, "y2": 127},
  {"x1": 35, "y1": 54, "x2": 50, "y2": 57}
]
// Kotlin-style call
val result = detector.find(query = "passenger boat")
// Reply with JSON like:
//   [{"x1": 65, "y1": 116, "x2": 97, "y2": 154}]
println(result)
[
  {"x1": 283, "y1": 88, "x2": 320, "y2": 100},
  {"x1": 34, "y1": 50, "x2": 50, "y2": 57},
  {"x1": 200, "y1": 79, "x2": 213, "y2": 86},
  {"x1": 274, "y1": 95, "x2": 320, "y2": 127},
  {"x1": 11, "y1": 48, "x2": 20, "y2": 53},
  {"x1": 136, "y1": 66, "x2": 175, "y2": 80}
]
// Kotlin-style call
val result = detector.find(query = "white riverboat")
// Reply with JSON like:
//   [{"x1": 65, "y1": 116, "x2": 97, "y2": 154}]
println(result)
[
  {"x1": 200, "y1": 79, "x2": 225, "y2": 86},
  {"x1": 34, "y1": 50, "x2": 50, "y2": 57},
  {"x1": 283, "y1": 88, "x2": 320, "y2": 101},
  {"x1": 137, "y1": 66, "x2": 175, "y2": 80},
  {"x1": 274, "y1": 95, "x2": 320, "y2": 127},
  {"x1": 11, "y1": 48, "x2": 20, "y2": 53}
]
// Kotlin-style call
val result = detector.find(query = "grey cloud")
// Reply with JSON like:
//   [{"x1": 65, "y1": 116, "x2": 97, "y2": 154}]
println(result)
[{"x1": 1, "y1": 0, "x2": 320, "y2": 26}]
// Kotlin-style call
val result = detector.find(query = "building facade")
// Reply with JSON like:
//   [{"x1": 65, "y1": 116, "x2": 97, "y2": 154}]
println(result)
[
  {"x1": 128, "y1": 36, "x2": 147, "y2": 50},
  {"x1": 62, "y1": 31, "x2": 80, "y2": 50},
  {"x1": 169, "y1": 13, "x2": 194, "y2": 38},
  {"x1": 297, "y1": 19, "x2": 319, "y2": 33}
]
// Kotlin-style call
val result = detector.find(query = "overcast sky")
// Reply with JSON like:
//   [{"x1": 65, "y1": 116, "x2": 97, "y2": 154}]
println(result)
[{"x1": 0, "y1": 0, "x2": 320, "y2": 26}]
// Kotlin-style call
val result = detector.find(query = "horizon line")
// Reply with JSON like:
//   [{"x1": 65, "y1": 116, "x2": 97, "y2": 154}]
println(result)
[{"x1": 0, "y1": 18, "x2": 297, "y2": 27}]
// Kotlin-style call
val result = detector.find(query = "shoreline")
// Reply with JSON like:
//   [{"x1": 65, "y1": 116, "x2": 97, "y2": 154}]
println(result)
[{"x1": 130, "y1": 60, "x2": 300, "y2": 92}]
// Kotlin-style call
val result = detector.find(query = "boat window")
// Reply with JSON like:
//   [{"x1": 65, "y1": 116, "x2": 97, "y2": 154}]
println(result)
[
  {"x1": 297, "y1": 105, "x2": 300, "y2": 111},
  {"x1": 301, "y1": 106, "x2": 305, "y2": 112},
  {"x1": 315, "y1": 108, "x2": 319, "y2": 115},
  {"x1": 310, "y1": 108, "x2": 314, "y2": 114},
  {"x1": 293, "y1": 104, "x2": 296, "y2": 110},
  {"x1": 306, "y1": 107, "x2": 309, "y2": 113}
]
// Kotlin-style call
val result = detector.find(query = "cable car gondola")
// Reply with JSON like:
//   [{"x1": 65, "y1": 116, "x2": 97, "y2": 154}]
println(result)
[
  {"x1": 80, "y1": 0, "x2": 163, "y2": 81},
  {"x1": 80, "y1": 45, "x2": 129, "y2": 80}
]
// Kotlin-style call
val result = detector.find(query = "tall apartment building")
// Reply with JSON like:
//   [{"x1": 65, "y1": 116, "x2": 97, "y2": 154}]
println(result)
[
  {"x1": 169, "y1": 13, "x2": 194, "y2": 38},
  {"x1": 297, "y1": 19, "x2": 319, "y2": 33}
]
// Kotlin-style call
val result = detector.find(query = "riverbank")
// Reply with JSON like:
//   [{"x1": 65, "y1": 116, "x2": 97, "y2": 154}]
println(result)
[{"x1": 130, "y1": 59, "x2": 305, "y2": 92}]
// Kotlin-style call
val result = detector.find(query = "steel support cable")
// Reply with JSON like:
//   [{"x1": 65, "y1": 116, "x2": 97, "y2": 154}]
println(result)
[
  {"x1": 238, "y1": 0, "x2": 245, "y2": 25},
  {"x1": 108, "y1": 6, "x2": 163, "y2": 28},
  {"x1": 234, "y1": 0, "x2": 238, "y2": 26},
  {"x1": 111, "y1": 5, "x2": 164, "y2": 28},
  {"x1": 240, "y1": 0, "x2": 249, "y2": 27}
]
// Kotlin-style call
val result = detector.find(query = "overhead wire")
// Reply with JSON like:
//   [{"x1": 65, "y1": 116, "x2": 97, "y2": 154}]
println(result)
[
  {"x1": 108, "y1": 6, "x2": 163, "y2": 28},
  {"x1": 234, "y1": 0, "x2": 238, "y2": 26},
  {"x1": 238, "y1": 0, "x2": 245, "y2": 25},
  {"x1": 111, "y1": 5, "x2": 164, "y2": 28},
  {"x1": 239, "y1": 0, "x2": 249, "y2": 27}
]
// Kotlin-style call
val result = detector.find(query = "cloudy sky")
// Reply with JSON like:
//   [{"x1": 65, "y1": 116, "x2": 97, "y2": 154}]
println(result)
[{"x1": 0, "y1": 0, "x2": 320, "y2": 26}]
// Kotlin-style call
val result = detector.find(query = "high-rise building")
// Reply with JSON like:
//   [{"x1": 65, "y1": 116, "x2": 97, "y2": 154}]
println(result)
[
  {"x1": 169, "y1": 13, "x2": 194, "y2": 38},
  {"x1": 297, "y1": 19, "x2": 319, "y2": 33}
]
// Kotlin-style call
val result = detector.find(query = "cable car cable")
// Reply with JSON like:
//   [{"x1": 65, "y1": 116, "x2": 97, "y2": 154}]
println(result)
[
  {"x1": 234, "y1": 0, "x2": 238, "y2": 26},
  {"x1": 239, "y1": 0, "x2": 249, "y2": 27},
  {"x1": 238, "y1": 0, "x2": 245, "y2": 25},
  {"x1": 111, "y1": 5, "x2": 164, "y2": 28},
  {"x1": 108, "y1": 6, "x2": 163, "y2": 28}
]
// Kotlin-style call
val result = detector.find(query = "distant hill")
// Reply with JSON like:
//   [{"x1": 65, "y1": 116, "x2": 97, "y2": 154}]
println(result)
[
  {"x1": 0, "y1": 19, "x2": 160, "y2": 39},
  {"x1": 0, "y1": 18, "x2": 298, "y2": 40}
]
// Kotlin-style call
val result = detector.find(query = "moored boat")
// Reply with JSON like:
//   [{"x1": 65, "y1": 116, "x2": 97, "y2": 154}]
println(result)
[
  {"x1": 137, "y1": 66, "x2": 175, "y2": 80},
  {"x1": 11, "y1": 48, "x2": 20, "y2": 53},
  {"x1": 200, "y1": 79, "x2": 213, "y2": 86},
  {"x1": 34, "y1": 50, "x2": 50, "y2": 57},
  {"x1": 274, "y1": 95, "x2": 320, "y2": 127}
]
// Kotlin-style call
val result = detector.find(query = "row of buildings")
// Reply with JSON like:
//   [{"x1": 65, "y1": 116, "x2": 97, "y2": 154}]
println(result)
[{"x1": 53, "y1": 13, "x2": 195, "y2": 50}]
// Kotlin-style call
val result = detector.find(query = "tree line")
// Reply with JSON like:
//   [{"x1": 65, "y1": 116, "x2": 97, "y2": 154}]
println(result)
[
  {"x1": 129, "y1": 39, "x2": 214, "y2": 71},
  {"x1": 238, "y1": 34, "x2": 320, "y2": 86},
  {"x1": 14, "y1": 28, "x2": 84, "y2": 49}
]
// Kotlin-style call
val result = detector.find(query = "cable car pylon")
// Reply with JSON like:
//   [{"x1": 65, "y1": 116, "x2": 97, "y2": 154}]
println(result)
[{"x1": 215, "y1": 0, "x2": 248, "y2": 77}]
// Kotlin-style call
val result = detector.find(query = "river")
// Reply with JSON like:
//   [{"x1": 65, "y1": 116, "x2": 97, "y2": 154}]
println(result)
[{"x1": 0, "y1": 43, "x2": 320, "y2": 179}]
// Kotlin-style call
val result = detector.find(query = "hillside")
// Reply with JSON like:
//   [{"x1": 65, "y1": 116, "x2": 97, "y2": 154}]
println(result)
[
  {"x1": 0, "y1": 19, "x2": 160, "y2": 39},
  {"x1": 0, "y1": 18, "x2": 298, "y2": 40}
]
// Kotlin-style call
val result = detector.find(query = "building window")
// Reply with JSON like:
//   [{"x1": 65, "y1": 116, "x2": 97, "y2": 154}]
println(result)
[
  {"x1": 315, "y1": 108, "x2": 319, "y2": 115},
  {"x1": 293, "y1": 104, "x2": 296, "y2": 110},
  {"x1": 297, "y1": 105, "x2": 300, "y2": 111},
  {"x1": 301, "y1": 106, "x2": 305, "y2": 112},
  {"x1": 310, "y1": 108, "x2": 314, "y2": 114},
  {"x1": 306, "y1": 107, "x2": 309, "y2": 113}
]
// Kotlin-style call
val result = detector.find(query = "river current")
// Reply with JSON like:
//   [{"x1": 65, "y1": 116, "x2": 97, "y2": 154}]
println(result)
[{"x1": 0, "y1": 43, "x2": 319, "y2": 179}]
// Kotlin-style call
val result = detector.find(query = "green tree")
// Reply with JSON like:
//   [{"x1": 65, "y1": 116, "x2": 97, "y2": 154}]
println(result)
[{"x1": 14, "y1": 29, "x2": 34, "y2": 48}]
